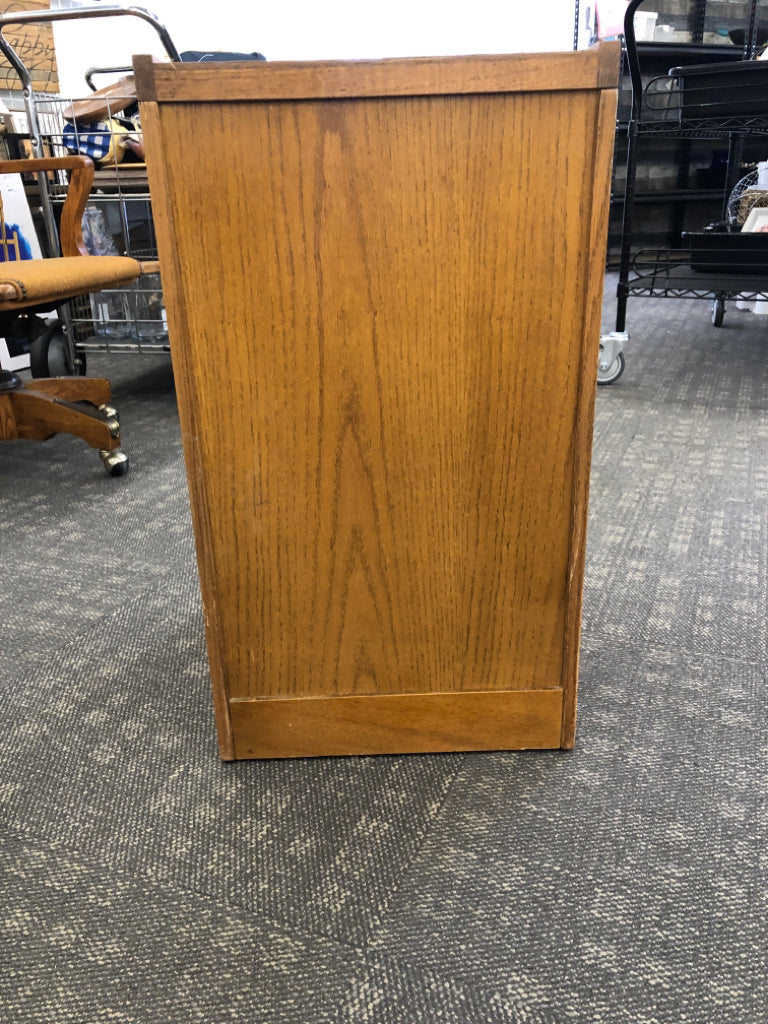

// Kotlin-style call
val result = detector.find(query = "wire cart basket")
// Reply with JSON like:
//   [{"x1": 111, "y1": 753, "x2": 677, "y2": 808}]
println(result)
[{"x1": 0, "y1": 5, "x2": 180, "y2": 375}]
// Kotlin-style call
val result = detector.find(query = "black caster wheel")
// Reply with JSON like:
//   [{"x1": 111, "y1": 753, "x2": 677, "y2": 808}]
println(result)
[
  {"x1": 712, "y1": 297, "x2": 725, "y2": 328},
  {"x1": 4, "y1": 314, "x2": 46, "y2": 361},
  {"x1": 29, "y1": 319, "x2": 86, "y2": 377},
  {"x1": 100, "y1": 449, "x2": 129, "y2": 477},
  {"x1": 0, "y1": 369, "x2": 23, "y2": 393}
]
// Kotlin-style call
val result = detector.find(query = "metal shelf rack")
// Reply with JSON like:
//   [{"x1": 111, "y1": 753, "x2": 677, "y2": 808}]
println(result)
[{"x1": 601, "y1": 0, "x2": 768, "y2": 383}]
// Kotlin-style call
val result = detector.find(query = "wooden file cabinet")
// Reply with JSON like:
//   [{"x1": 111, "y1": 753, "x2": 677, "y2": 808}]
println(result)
[{"x1": 135, "y1": 44, "x2": 619, "y2": 759}]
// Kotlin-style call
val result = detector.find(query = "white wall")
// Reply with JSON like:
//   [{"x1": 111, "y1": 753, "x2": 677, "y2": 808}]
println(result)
[{"x1": 51, "y1": 0, "x2": 576, "y2": 97}]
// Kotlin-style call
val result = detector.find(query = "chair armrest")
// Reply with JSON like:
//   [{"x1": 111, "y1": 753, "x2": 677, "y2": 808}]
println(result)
[{"x1": 0, "y1": 155, "x2": 95, "y2": 258}]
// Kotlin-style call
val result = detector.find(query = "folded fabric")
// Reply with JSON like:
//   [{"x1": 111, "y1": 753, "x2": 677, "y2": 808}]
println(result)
[
  {"x1": 180, "y1": 50, "x2": 266, "y2": 62},
  {"x1": 63, "y1": 120, "x2": 128, "y2": 164},
  {"x1": 0, "y1": 255, "x2": 142, "y2": 310}
]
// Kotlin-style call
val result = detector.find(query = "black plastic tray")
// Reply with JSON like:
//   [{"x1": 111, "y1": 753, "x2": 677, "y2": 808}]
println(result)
[
  {"x1": 669, "y1": 60, "x2": 768, "y2": 120},
  {"x1": 683, "y1": 231, "x2": 768, "y2": 274}
]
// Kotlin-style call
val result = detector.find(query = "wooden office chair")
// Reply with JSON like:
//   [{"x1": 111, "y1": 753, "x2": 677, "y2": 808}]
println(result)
[{"x1": 0, "y1": 155, "x2": 146, "y2": 475}]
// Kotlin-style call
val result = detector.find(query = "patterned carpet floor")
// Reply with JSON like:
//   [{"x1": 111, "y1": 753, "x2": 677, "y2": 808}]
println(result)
[{"x1": 0, "y1": 277, "x2": 766, "y2": 1023}]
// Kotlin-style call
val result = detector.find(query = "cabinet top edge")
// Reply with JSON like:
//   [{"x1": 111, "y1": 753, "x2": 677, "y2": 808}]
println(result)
[{"x1": 134, "y1": 42, "x2": 620, "y2": 104}]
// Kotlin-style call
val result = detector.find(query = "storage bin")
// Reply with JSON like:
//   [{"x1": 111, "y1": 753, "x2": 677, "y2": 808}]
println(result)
[
  {"x1": 684, "y1": 230, "x2": 768, "y2": 273},
  {"x1": 669, "y1": 60, "x2": 768, "y2": 120}
]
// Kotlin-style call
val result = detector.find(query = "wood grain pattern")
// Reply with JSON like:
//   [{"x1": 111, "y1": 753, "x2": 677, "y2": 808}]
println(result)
[
  {"x1": 595, "y1": 39, "x2": 622, "y2": 87},
  {"x1": 134, "y1": 45, "x2": 620, "y2": 104},
  {"x1": 20, "y1": 376, "x2": 111, "y2": 404},
  {"x1": 0, "y1": 155, "x2": 94, "y2": 257},
  {"x1": 230, "y1": 688, "x2": 563, "y2": 759},
  {"x1": 138, "y1": 101, "x2": 236, "y2": 759},
  {"x1": 139, "y1": 50, "x2": 618, "y2": 758},
  {"x1": 0, "y1": 392, "x2": 18, "y2": 438},
  {"x1": 9, "y1": 387, "x2": 118, "y2": 448},
  {"x1": 560, "y1": 87, "x2": 619, "y2": 749}
]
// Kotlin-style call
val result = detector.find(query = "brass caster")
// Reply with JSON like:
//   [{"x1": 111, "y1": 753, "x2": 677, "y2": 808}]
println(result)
[
  {"x1": 100, "y1": 448, "x2": 129, "y2": 477},
  {"x1": 99, "y1": 403, "x2": 118, "y2": 420},
  {"x1": 101, "y1": 415, "x2": 121, "y2": 439}
]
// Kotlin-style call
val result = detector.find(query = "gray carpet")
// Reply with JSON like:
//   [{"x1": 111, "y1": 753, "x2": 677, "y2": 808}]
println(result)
[{"x1": 1, "y1": 278, "x2": 766, "y2": 1023}]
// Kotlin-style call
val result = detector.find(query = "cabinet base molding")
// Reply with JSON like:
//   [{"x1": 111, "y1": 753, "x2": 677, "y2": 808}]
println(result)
[{"x1": 229, "y1": 688, "x2": 564, "y2": 759}]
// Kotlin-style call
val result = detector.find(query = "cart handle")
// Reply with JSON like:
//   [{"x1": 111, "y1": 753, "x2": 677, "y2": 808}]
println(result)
[
  {"x1": 0, "y1": 6, "x2": 179, "y2": 261},
  {"x1": 642, "y1": 73, "x2": 682, "y2": 114},
  {"x1": 0, "y1": 5, "x2": 180, "y2": 93},
  {"x1": 85, "y1": 66, "x2": 134, "y2": 92}
]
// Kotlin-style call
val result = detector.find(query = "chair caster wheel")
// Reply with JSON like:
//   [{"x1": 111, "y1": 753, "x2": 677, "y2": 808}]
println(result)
[
  {"x1": 99, "y1": 403, "x2": 118, "y2": 421},
  {"x1": 100, "y1": 448, "x2": 129, "y2": 476},
  {"x1": 97, "y1": 404, "x2": 120, "y2": 438},
  {"x1": 0, "y1": 370, "x2": 23, "y2": 393}
]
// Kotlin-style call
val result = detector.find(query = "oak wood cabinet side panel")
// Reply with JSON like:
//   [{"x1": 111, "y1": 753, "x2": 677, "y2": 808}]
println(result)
[
  {"x1": 149, "y1": 91, "x2": 603, "y2": 704},
  {"x1": 139, "y1": 101, "x2": 236, "y2": 758},
  {"x1": 560, "y1": 87, "x2": 619, "y2": 749}
]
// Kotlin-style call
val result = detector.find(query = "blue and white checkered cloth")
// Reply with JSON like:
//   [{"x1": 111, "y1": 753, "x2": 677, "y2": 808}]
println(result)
[{"x1": 63, "y1": 120, "x2": 116, "y2": 162}]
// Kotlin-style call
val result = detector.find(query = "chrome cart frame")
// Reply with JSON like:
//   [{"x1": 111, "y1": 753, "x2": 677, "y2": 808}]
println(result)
[{"x1": 0, "y1": 5, "x2": 180, "y2": 374}]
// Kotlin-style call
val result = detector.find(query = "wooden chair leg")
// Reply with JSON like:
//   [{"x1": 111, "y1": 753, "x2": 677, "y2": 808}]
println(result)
[
  {"x1": 20, "y1": 376, "x2": 113, "y2": 407},
  {"x1": 0, "y1": 392, "x2": 17, "y2": 439},
  {"x1": 8, "y1": 388, "x2": 120, "y2": 450}
]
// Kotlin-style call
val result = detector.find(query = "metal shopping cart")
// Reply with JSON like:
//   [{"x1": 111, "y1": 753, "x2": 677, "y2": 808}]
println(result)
[{"x1": 0, "y1": 5, "x2": 180, "y2": 376}]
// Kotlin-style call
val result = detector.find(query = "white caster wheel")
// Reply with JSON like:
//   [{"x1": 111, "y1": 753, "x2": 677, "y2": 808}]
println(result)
[{"x1": 597, "y1": 350, "x2": 626, "y2": 385}]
